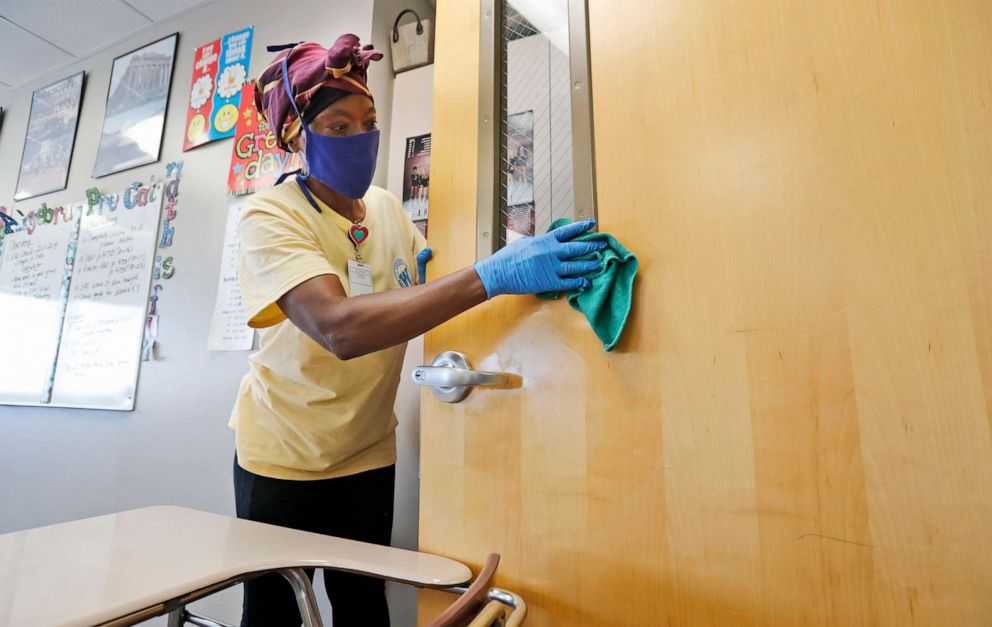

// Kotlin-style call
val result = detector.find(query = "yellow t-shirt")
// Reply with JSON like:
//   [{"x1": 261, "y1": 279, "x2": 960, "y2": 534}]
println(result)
[{"x1": 230, "y1": 181, "x2": 427, "y2": 480}]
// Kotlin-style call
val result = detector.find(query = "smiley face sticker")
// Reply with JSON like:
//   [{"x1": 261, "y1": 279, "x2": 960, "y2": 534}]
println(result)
[
  {"x1": 183, "y1": 27, "x2": 254, "y2": 151},
  {"x1": 187, "y1": 114, "x2": 206, "y2": 143},
  {"x1": 213, "y1": 103, "x2": 239, "y2": 133}
]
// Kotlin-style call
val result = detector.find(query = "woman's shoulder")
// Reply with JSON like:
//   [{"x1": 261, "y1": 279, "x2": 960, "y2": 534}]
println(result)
[
  {"x1": 241, "y1": 181, "x2": 310, "y2": 220},
  {"x1": 245, "y1": 180, "x2": 298, "y2": 208},
  {"x1": 365, "y1": 185, "x2": 404, "y2": 216},
  {"x1": 365, "y1": 186, "x2": 419, "y2": 245},
  {"x1": 237, "y1": 181, "x2": 319, "y2": 241}
]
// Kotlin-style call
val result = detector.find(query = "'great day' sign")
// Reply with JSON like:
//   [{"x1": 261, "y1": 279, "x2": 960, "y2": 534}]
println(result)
[{"x1": 227, "y1": 81, "x2": 302, "y2": 195}]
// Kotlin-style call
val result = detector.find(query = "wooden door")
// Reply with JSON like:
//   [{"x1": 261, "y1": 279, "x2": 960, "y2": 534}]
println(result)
[{"x1": 418, "y1": 1, "x2": 992, "y2": 625}]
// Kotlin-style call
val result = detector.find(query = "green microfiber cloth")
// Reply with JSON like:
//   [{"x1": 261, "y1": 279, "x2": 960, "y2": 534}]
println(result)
[{"x1": 537, "y1": 218, "x2": 638, "y2": 351}]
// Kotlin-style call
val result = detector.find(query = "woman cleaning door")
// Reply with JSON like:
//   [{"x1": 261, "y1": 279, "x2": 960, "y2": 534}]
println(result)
[{"x1": 230, "y1": 34, "x2": 605, "y2": 626}]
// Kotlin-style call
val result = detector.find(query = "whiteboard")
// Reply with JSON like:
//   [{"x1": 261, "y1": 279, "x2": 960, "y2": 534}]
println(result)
[
  {"x1": 0, "y1": 208, "x2": 81, "y2": 405},
  {"x1": 49, "y1": 183, "x2": 164, "y2": 410}
]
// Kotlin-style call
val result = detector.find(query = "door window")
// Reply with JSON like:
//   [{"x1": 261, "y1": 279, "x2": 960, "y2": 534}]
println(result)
[{"x1": 477, "y1": 0, "x2": 596, "y2": 255}]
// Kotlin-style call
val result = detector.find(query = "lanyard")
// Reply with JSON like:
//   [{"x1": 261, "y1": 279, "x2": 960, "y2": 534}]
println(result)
[
  {"x1": 295, "y1": 174, "x2": 368, "y2": 261},
  {"x1": 294, "y1": 173, "x2": 321, "y2": 212}
]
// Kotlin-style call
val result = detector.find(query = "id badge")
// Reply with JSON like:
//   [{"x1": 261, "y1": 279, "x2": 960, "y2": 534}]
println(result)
[{"x1": 347, "y1": 259, "x2": 374, "y2": 296}]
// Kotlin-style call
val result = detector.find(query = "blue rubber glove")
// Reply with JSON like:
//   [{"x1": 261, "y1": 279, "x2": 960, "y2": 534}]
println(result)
[
  {"x1": 473, "y1": 219, "x2": 606, "y2": 299},
  {"x1": 416, "y1": 247, "x2": 433, "y2": 284}
]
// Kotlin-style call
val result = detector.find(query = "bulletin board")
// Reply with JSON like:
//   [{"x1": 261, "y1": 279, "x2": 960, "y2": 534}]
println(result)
[{"x1": 0, "y1": 179, "x2": 164, "y2": 411}]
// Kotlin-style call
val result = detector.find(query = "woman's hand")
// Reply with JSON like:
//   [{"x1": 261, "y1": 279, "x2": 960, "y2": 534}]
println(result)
[
  {"x1": 417, "y1": 247, "x2": 433, "y2": 284},
  {"x1": 472, "y1": 219, "x2": 605, "y2": 299}
]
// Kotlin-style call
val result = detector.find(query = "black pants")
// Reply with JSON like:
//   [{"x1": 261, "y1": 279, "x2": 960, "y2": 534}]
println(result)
[{"x1": 234, "y1": 456, "x2": 395, "y2": 627}]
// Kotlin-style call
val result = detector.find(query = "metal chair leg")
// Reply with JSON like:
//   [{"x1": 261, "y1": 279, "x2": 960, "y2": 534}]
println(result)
[
  {"x1": 166, "y1": 606, "x2": 185, "y2": 627},
  {"x1": 184, "y1": 609, "x2": 236, "y2": 627},
  {"x1": 279, "y1": 568, "x2": 324, "y2": 627}
]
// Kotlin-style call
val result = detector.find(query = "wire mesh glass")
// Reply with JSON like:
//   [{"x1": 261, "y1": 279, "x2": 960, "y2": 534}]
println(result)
[{"x1": 498, "y1": 0, "x2": 575, "y2": 247}]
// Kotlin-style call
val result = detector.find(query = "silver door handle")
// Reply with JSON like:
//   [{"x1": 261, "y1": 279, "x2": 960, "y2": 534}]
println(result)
[{"x1": 411, "y1": 351, "x2": 507, "y2": 403}]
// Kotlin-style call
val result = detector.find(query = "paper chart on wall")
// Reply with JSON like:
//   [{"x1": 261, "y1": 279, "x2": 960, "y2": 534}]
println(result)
[
  {"x1": 207, "y1": 202, "x2": 254, "y2": 351},
  {"x1": 0, "y1": 209, "x2": 81, "y2": 404},
  {"x1": 49, "y1": 184, "x2": 164, "y2": 410}
]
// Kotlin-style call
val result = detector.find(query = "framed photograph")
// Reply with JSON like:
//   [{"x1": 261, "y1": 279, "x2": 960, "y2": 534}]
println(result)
[
  {"x1": 402, "y1": 133, "x2": 431, "y2": 221},
  {"x1": 92, "y1": 33, "x2": 178, "y2": 178},
  {"x1": 14, "y1": 72, "x2": 85, "y2": 201}
]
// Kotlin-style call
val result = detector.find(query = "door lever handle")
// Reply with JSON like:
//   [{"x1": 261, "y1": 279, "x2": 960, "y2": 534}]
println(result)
[
  {"x1": 411, "y1": 351, "x2": 507, "y2": 403},
  {"x1": 412, "y1": 366, "x2": 505, "y2": 388}
]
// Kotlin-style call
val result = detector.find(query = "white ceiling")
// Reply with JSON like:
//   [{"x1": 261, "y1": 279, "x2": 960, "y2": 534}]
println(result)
[{"x1": 0, "y1": 0, "x2": 215, "y2": 94}]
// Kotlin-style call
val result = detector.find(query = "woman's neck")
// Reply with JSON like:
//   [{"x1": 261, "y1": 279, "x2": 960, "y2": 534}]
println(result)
[{"x1": 305, "y1": 177, "x2": 366, "y2": 223}]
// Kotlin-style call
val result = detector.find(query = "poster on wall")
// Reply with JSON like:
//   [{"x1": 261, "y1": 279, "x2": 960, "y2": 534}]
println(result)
[
  {"x1": 402, "y1": 133, "x2": 430, "y2": 237},
  {"x1": 92, "y1": 33, "x2": 178, "y2": 178},
  {"x1": 208, "y1": 202, "x2": 254, "y2": 351},
  {"x1": 506, "y1": 110, "x2": 534, "y2": 206},
  {"x1": 183, "y1": 26, "x2": 254, "y2": 151},
  {"x1": 413, "y1": 217, "x2": 427, "y2": 238},
  {"x1": 227, "y1": 80, "x2": 302, "y2": 195},
  {"x1": 14, "y1": 72, "x2": 85, "y2": 201}
]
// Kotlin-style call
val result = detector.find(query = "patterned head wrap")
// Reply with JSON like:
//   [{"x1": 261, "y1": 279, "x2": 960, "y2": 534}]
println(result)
[{"x1": 254, "y1": 34, "x2": 383, "y2": 150}]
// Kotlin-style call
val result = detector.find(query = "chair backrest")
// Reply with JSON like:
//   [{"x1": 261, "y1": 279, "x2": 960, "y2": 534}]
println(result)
[{"x1": 429, "y1": 553, "x2": 500, "y2": 627}]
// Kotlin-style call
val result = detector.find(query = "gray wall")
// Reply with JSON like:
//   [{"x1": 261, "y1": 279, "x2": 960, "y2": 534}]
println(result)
[
  {"x1": 373, "y1": 2, "x2": 435, "y2": 623},
  {"x1": 0, "y1": 0, "x2": 433, "y2": 623},
  {"x1": 384, "y1": 61, "x2": 435, "y2": 626},
  {"x1": 370, "y1": 0, "x2": 436, "y2": 198}
]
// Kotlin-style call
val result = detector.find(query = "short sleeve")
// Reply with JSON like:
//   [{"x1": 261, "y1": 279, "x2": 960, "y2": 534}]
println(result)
[{"x1": 238, "y1": 206, "x2": 339, "y2": 328}]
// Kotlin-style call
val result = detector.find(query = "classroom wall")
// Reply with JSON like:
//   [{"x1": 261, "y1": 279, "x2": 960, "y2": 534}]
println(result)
[
  {"x1": 384, "y1": 61, "x2": 435, "y2": 624},
  {"x1": 0, "y1": 0, "x2": 433, "y2": 623},
  {"x1": 370, "y1": 0, "x2": 436, "y2": 202},
  {"x1": 372, "y1": 2, "x2": 435, "y2": 621}
]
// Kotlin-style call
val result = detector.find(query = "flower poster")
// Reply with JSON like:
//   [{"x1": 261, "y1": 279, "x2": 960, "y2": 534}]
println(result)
[
  {"x1": 227, "y1": 81, "x2": 302, "y2": 195},
  {"x1": 183, "y1": 26, "x2": 254, "y2": 151}
]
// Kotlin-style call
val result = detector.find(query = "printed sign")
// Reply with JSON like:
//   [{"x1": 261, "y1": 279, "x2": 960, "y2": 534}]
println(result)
[
  {"x1": 227, "y1": 81, "x2": 302, "y2": 195},
  {"x1": 183, "y1": 26, "x2": 254, "y2": 151}
]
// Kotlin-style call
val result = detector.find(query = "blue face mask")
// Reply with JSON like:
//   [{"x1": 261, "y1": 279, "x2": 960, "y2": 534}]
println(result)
[{"x1": 281, "y1": 57, "x2": 379, "y2": 200}]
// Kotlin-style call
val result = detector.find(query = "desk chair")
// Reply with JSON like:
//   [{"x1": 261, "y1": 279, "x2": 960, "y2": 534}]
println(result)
[
  {"x1": 180, "y1": 553, "x2": 526, "y2": 627},
  {"x1": 0, "y1": 507, "x2": 525, "y2": 627}
]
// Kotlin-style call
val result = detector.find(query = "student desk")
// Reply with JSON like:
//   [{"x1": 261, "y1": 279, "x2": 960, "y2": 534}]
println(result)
[{"x1": 0, "y1": 506, "x2": 472, "y2": 626}]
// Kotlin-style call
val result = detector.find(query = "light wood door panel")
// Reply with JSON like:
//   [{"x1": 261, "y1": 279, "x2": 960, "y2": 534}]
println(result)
[{"x1": 418, "y1": 1, "x2": 992, "y2": 625}]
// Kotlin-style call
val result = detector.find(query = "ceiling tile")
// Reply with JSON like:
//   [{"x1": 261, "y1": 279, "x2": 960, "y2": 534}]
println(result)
[
  {"x1": 0, "y1": 0, "x2": 219, "y2": 95},
  {"x1": 119, "y1": 0, "x2": 213, "y2": 21},
  {"x1": 0, "y1": 0, "x2": 151, "y2": 56},
  {"x1": 0, "y1": 19, "x2": 74, "y2": 87}
]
